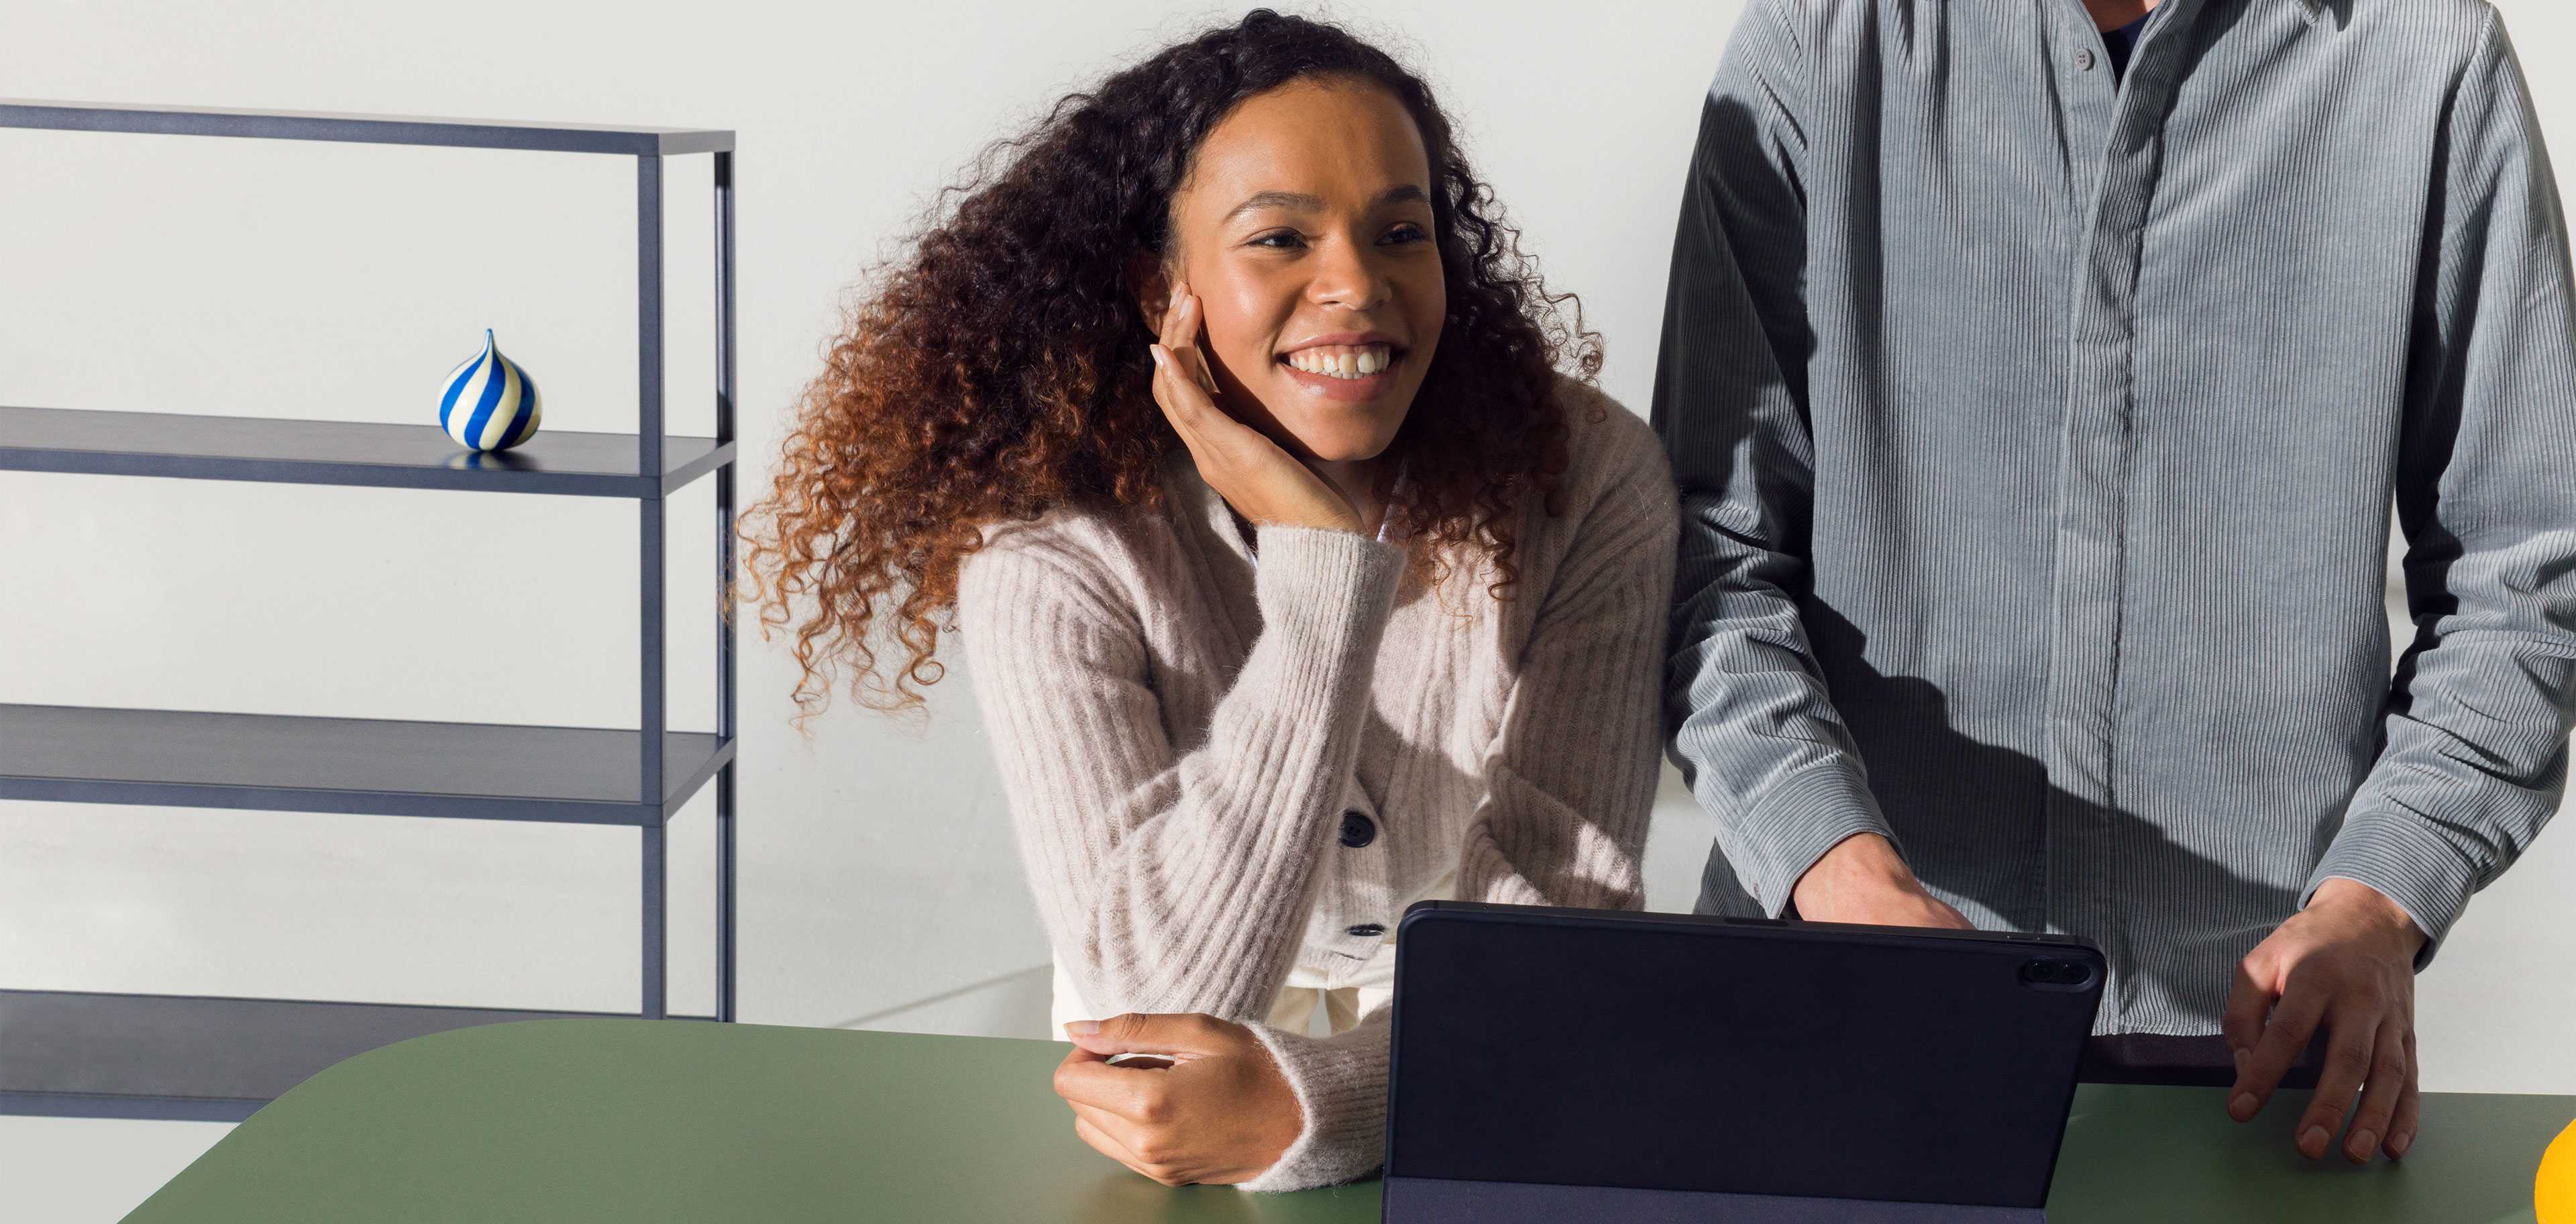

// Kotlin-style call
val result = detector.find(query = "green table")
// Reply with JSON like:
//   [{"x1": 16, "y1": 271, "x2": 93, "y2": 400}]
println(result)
[{"x1": 123, "y1": 1020, "x2": 2570, "y2": 1223}]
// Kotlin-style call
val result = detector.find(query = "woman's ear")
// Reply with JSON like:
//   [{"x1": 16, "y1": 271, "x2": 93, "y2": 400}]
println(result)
[{"x1": 1129, "y1": 254, "x2": 1172, "y2": 332}]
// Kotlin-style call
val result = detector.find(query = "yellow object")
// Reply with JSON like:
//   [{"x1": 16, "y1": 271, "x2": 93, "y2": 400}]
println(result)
[{"x1": 2541, "y1": 1116, "x2": 2576, "y2": 1224}]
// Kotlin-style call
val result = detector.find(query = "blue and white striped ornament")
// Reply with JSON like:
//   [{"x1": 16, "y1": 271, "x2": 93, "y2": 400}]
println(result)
[{"x1": 437, "y1": 329, "x2": 543, "y2": 452}]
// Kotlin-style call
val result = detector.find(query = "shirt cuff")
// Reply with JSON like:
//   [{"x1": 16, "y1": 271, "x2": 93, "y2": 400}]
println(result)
[
  {"x1": 1711, "y1": 759, "x2": 1900, "y2": 918},
  {"x1": 2302, "y1": 803, "x2": 2480, "y2": 970}
]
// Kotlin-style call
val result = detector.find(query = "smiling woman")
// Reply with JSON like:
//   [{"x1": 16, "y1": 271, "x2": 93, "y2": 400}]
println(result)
[{"x1": 738, "y1": 7, "x2": 1677, "y2": 1193}]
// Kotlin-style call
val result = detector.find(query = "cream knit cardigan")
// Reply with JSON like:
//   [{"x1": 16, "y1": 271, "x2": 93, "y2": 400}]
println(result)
[{"x1": 957, "y1": 385, "x2": 1677, "y2": 1190}]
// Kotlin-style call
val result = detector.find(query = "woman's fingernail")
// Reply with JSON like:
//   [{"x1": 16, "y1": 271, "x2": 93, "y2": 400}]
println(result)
[
  {"x1": 2229, "y1": 1092, "x2": 2257, "y2": 1119},
  {"x1": 2300, "y1": 1125, "x2": 2329, "y2": 1157},
  {"x1": 1148, "y1": 346, "x2": 1167, "y2": 369},
  {"x1": 2347, "y1": 1130, "x2": 2376, "y2": 1160},
  {"x1": 1065, "y1": 1020, "x2": 1099, "y2": 1036},
  {"x1": 2388, "y1": 1130, "x2": 2412, "y2": 1159}
]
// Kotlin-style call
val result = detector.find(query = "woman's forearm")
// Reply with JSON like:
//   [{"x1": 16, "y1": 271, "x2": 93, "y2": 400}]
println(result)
[
  {"x1": 1457, "y1": 413, "x2": 1676, "y2": 914},
  {"x1": 963, "y1": 524, "x2": 1405, "y2": 1020}
]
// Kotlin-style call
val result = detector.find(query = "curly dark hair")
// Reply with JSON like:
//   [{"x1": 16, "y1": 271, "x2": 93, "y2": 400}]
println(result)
[{"x1": 740, "y1": 7, "x2": 1603, "y2": 719}]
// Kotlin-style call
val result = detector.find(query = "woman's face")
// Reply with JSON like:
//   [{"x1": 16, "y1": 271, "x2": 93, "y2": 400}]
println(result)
[{"x1": 1156, "y1": 76, "x2": 1446, "y2": 466}]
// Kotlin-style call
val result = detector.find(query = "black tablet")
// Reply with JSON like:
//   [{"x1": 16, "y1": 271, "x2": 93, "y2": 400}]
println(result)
[{"x1": 1383, "y1": 901, "x2": 2105, "y2": 1223}]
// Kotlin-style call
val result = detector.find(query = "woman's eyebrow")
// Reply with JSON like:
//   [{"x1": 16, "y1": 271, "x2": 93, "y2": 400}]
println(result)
[{"x1": 1222, "y1": 184, "x2": 1429, "y2": 223}]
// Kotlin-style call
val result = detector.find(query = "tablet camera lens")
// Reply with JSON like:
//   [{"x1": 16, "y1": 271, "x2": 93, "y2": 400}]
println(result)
[{"x1": 2021, "y1": 959, "x2": 2092, "y2": 988}]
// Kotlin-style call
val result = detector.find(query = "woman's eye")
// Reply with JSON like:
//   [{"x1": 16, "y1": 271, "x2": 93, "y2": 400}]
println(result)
[
  {"x1": 1382, "y1": 224, "x2": 1430, "y2": 246},
  {"x1": 1250, "y1": 231, "x2": 1306, "y2": 249}
]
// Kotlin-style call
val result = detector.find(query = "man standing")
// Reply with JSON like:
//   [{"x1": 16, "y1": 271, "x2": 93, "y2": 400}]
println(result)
[{"x1": 1656, "y1": 0, "x2": 2574, "y2": 1164}]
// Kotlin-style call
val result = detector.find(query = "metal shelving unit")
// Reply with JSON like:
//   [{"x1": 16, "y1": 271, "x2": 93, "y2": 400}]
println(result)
[{"x1": 0, "y1": 99, "x2": 739, "y2": 1121}]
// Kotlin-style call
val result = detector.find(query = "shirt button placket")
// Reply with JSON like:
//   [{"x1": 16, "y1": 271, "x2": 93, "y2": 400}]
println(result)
[{"x1": 2043, "y1": 0, "x2": 2199, "y2": 1031}]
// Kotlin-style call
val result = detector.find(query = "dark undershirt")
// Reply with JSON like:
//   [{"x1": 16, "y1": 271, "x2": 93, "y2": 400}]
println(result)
[{"x1": 2101, "y1": 11, "x2": 2154, "y2": 82}]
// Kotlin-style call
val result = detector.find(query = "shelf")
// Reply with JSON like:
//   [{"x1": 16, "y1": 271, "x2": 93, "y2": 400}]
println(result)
[
  {"x1": 1, "y1": 99, "x2": 732, "y2": 156},
  {"x1": 0, "y1": 704, "x2": 732, "y2": 825},
  {"x1": 0, "y1": 406, "x2": 732, "y2": 497},
  {"x1": 5, "y1": 93, "x2": 743, "y2": 1078},
  {"x1": 0, "y1": 988, "x2": 706, "y2": 1121}
]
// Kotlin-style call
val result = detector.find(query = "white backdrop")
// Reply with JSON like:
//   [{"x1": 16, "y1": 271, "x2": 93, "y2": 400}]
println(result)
[{"x1": 5, "y1": 2, "x2": 2573, "y2": 1218}]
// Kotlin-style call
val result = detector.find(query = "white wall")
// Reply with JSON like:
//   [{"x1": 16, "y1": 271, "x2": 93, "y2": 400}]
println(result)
[{"x1": 4, "y1": 1, "x2": 2573, "y2": 1218}]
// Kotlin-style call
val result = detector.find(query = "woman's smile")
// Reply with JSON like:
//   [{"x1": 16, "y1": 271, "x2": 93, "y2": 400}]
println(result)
[{"x1": 1275, "y1": 333, "x2": 1407, "y2": 403}]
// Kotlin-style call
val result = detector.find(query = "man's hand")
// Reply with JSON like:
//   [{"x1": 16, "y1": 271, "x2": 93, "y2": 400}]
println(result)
[
  {"x1": 1789, "y1": 832, "x2": 1975, "y2": 929},
  {"x1": 2222, "y1": 876, "x2": 2427, "y2": 1164},
  {"x1": 1053, "y1": 1013, "x2": 1303, "y2": 1186}
]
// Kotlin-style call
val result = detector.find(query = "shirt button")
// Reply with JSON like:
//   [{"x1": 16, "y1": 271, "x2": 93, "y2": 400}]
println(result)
[
  {"x1": 1338, "y1": 811, "x2": 1377, "y2": 849},
  {"x1": 1347, "y1": 923, "x2": 1387, "y2": 938},
  {"x1": 2075, "y1": 47, "x2": 2098, "y2": 71}
]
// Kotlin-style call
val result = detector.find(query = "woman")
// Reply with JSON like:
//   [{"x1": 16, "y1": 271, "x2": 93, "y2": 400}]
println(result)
[{"x1": 741, "y1": 9, "x2": 1677, "y2": 1192}]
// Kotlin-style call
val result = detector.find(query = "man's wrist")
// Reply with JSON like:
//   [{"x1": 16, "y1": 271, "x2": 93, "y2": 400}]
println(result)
[
  {"x1": 1792, "y1": 832, "x2": 1915, "y2": 911},
  {"x1": 1817, "y1": 831, "x2": 1910, "y2": 879},
  {"x1": 2308, "y1": 876, "x2": 2430, "y2": 958}
]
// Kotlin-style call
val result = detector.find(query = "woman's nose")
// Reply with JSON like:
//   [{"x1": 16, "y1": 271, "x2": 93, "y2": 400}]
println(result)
[{"x1": 1306, "y1": 238, "x2": 1389, "y2": 310}]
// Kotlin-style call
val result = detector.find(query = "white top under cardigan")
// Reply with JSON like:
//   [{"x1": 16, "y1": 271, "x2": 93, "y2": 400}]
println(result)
[{"x1": 955, "y1": 383, "x2": 1678, "y2": 1190}]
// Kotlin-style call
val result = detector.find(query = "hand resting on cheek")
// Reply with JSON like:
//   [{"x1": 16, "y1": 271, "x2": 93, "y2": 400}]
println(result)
[{"x1": 1148, "y1": 285, "x2": 1364, "y2": 535}]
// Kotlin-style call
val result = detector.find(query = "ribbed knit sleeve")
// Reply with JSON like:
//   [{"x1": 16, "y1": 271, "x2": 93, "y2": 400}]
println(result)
[
  {"x1": 958, "y1": 522, "x2": 1405, "y2": 1021},
  {"x1": 1240, "y1": 405, "x2": 1678, "y2": 1193},
  {"x1": 1238, "y1": 1017, "x2": 1391, "y2": 1192},
  {"x1": 1454, "y1": 409, "x2": 1675, "y2": 915}
]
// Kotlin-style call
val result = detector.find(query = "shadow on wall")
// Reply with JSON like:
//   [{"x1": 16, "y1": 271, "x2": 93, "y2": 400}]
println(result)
[{"x1": 831, "y1": 964, "x2": 1056, "y2": 1039}]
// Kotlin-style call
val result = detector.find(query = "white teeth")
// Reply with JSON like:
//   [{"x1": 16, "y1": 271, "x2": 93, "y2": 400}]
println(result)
[{"x1": 1285, "y1": 344, "x2": 1394, "y2": 379}]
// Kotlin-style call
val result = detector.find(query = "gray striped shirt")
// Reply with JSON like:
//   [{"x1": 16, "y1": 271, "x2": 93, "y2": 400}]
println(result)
[{"x1": 1654, "y1": 0, "x2": 2576, "y2": 1034}]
